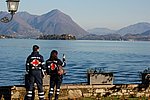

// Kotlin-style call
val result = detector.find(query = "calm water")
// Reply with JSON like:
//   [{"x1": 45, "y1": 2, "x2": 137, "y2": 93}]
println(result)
[{"x1": 0, "y1": 39, "x2": 150, "y2": 86}]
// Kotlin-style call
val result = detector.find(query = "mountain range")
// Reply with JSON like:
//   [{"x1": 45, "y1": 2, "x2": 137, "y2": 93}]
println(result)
[
  {"x1": 88, "y1": 22, "x2": 150, "y2": 36},
  {"x1": 0, "y1": 9, "x2": 88, "y2": 38},
  {"x1": 0, "y1": 9, "x2": 150, "y2": 39}
]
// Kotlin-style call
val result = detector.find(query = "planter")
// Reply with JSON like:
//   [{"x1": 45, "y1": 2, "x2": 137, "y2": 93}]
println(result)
[{"x1": 87, "y1": 72, "x2": 113, "y2": 85}]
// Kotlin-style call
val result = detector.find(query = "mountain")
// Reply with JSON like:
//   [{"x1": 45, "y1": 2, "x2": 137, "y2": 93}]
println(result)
[
  {"x1": 29, "y1": 9, "x2": 88, "y2": 38},
  {"x1": 0, "y1": 9, "x2": 88, "y2": 38},
  {"x1": 18, "y1": 9, "x2": 88, "y2": 38},
  {"x1": 116, "y1": 22, "x2": 150, "y2": 35},
  {"x1": 87, "y1": 28, "x2": 116, "y2": 35}
]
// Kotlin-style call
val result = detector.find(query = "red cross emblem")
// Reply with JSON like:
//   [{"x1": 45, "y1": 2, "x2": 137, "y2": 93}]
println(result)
[
  {"x1": 51, "y1": 63, "x2": 56, "y2": 70},
  {"x1": 31, "y1": 59, "x2": 41, "y2": 67}
]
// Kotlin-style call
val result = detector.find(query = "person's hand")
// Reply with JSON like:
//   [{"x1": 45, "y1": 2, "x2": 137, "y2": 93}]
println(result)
[
  {"x1": 42, "y1": 70, "x2": 47, "y2": 78},
  {"x1": 44, "y1": 71, "x2": 47, "y2": 76},
  {"x1": 63, "y1": 54, "x2": 65, "y2": 62}
]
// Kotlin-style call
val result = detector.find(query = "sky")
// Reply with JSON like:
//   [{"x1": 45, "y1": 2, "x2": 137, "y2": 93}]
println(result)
[{"x1": 0, "y1": 0, "x2": 150, "y2": 30}]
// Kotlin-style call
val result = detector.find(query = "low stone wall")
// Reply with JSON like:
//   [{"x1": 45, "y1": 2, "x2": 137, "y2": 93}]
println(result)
[{"x1": 0, "y1": 83, "x2": 150, "y2": 100}]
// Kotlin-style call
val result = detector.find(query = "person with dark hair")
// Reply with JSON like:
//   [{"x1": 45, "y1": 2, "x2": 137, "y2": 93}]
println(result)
[
  {"x1": 26, "y1": 45, "x2": 46, "y2": 100},
  {"x1": 46, "y1": 50, "x2": 66, "y2": 100}
]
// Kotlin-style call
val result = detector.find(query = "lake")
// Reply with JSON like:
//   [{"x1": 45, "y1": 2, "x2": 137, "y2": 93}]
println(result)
[{"x1": 0, "y1": 39, "x2": 150, "y2": 86}]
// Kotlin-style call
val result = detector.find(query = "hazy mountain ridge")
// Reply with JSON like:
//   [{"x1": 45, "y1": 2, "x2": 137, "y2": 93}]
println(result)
[
  {"x1": 87, "y1": 28, "x2": 116, "y2": 35},
  {"x1": 116, "y1": 22, "x2": 150, "y2": 35},
  {"x1": 85, "y1": 22, "x2": 150, "y2": 40},
  {"x1": 88, "y1": 22, "x2": 150, "y2": 36}
]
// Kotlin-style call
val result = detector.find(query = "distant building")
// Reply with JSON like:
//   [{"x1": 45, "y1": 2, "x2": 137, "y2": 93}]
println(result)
[{"x1": 0, "y1": 35, "x2": 6, "y2": 39}]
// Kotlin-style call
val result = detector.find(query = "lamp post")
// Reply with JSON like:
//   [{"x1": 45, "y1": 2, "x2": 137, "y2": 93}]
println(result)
[{"x1": 0, "y1": 0, "x2": 20, "y2": 23}]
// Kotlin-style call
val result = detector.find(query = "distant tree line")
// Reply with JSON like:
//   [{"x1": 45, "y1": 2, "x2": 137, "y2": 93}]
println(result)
[
  {"x1": 79, "y1": 33, "x2": 150, "y2": 41},
  {"x1": 1, "y1": 33, "x2": 150, "y2": 41},
  {"x1": 37, "y1": 34, "x2": 76, "y2": 40}
]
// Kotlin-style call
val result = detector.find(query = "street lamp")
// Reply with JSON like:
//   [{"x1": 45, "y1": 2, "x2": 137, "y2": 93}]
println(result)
[{"x1": 0, "y1": 0, "x2": 20, "y2": 23}]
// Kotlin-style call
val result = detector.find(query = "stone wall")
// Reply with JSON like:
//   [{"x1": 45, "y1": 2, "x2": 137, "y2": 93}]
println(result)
[
  {"x1": 0, "y1": 84, "x2": 150, "y2": 100},
  {"x1": 1, "y1": 73, "x2": 150, "y2": 100}
]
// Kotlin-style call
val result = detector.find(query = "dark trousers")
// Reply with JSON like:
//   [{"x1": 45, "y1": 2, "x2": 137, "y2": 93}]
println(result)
[
  {"x1": 49, "y1": 75, "x2": 62, "y2": 100},
  {"x1": 26, "y1": 70, "x2": 44, "y2": 100}
]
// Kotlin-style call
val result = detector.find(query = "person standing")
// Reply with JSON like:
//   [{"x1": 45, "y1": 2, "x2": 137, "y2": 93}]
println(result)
[
  {"x1": 46, "y1": 50, "x2": 66, "y2": 100},
  {"x1": 26, "y1": 45, "x2": 45, "y2": 100}
]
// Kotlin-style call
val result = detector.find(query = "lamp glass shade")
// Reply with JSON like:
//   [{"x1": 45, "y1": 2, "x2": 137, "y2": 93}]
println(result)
[{"x1": 6, "y1": 0, "x2": 19, "y2": 13}]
